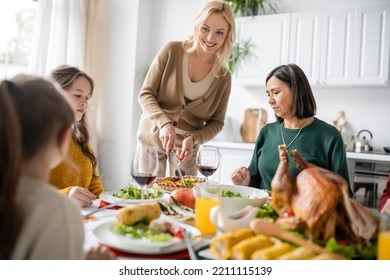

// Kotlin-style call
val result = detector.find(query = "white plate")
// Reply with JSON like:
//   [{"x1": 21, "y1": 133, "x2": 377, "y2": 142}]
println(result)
[
  {"x1": 92, "y1": 220, "x2": 201, "y2": 255},
  {"x1": 197, "y1": 248, "x2": 220, "y2": 260},
  {"x1": 160, "y1": 213, "x2": 195, "y2": 223},
  {"x1": 99, "y1": 191, "x2": 166, "y2": 206}
]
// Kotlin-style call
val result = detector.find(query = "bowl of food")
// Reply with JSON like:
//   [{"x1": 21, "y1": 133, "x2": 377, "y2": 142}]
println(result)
[{"x1": 219, "y1": 184, "x2": 269, "y2": 214}]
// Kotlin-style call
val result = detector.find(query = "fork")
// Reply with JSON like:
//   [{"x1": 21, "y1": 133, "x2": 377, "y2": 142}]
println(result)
[
  {"x1": 169, "y1": 152, "x2": 186, "y2": 185},
  {"x1": 82, "y1": 203, "x2": 119, "y2": 218},
  {"x1": 182, "y1": 229, "x2": 198, "y2": 260}
]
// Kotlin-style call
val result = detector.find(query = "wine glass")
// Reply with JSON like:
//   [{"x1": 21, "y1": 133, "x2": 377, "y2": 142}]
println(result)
[
  {"x1": 131, "y1": 145, "x2": 159, "y2": 201},
  {"x1": 196, "y1": 145, "x2": 220, "y2": 182}
]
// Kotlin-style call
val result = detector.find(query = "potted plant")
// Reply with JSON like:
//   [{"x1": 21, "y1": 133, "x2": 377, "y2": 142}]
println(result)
[
  {"x1": 224, "y1": 0, "x2": 278, "y2": 17},
  {"x1": 228, "y1": 38, "x2": 255, "y2": 74}
]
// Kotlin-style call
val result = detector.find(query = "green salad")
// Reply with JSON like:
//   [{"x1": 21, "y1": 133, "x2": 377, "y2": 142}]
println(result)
[
  {"x1": 221, "y1": 189, "x2": 243, "y2": 198},
  {"x1": 325, "y1": 237, "x2": 378, "y2": 260},
  {"x1": 256, "y1": 203, "x2": 279, "y2": 222},
  {"x1": 114, "y1": 222, "x2": 172, "y2": 243},
  {"x1": 113, "y1": 185, "x2": 163, "y2": 200}
]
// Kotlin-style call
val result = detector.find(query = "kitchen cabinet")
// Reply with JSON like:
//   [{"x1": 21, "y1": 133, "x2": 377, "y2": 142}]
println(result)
[
  {"x1": 234, "y1": 4, "x2": 390, "y2": 87},
  {"x1": 290, "y1": 10, "x2": 355, "y2": 86},
  {"x1": 352, "y1": 5, "x2": 390, "y2": 86},
  {"x1": 289, "y1": 12, "x2": 322, "y2": 85},
  {"x1": 320, "y1": 9, "x2": 356, "y2": 86},
  {"x1": 233, "y1": 14, "x2": 291, "y2": 87}
]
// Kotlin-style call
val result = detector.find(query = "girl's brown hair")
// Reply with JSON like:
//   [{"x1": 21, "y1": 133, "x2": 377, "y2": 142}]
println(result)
[
  {"x1": 0, "y1": 75, "x2": 74, "y2": 259},
  {"x1": 49, "y1": 65, "x2": 99, "y2": 179}
]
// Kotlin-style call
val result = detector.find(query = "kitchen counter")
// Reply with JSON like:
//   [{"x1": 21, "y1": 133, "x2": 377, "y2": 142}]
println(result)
[
  {"x1": 346, "y1": 151, "x2": 390, "y2": 162},
  {"x1": 207, "y1": 140, "x2": 390, "y2": 163},
  {"x1": 207, "y1": 140, "x2": 255, "y2": 151}
]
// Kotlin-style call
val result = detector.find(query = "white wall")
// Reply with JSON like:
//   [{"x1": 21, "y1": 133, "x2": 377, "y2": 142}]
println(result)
[{"x1": 91, "y1": 0, "x2": 140, "y2": 190}]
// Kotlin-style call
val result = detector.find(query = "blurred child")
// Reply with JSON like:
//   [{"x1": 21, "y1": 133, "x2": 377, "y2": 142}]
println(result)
[{"x1": 0, "y1": 75, "x2": 114, "y2": 259}]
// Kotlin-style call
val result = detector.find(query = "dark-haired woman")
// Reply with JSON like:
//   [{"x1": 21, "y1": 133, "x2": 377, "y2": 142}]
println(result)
[
  {"x1": 231, "y1": 63, "x2": 350, "y2": 194},
  {"x1": 49, "y1": 65, "x2": 104, "y2": 207}
]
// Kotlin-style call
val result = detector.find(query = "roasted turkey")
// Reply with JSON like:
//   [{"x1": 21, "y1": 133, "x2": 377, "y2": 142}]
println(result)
[{"x1": 271, "y1": 145, "x2": 377, "y2": 244}]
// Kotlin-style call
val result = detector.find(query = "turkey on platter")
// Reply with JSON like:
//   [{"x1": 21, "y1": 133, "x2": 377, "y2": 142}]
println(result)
[{"x1": 271, "y1": 145, "x2": 377, "y2": 245}]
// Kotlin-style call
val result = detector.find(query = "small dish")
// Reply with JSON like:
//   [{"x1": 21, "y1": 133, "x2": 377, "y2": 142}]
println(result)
[
  {"x1": 219, "y1": 184, "x2": 269, "y2": 214},
  {"x1": 384, "y1": 147, "x2": 390, "y2": 153}
]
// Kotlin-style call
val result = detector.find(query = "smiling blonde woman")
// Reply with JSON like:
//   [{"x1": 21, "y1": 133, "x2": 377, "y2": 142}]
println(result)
[{"x1": 137, "y1": 0, "x2": 236, "y2": 178}]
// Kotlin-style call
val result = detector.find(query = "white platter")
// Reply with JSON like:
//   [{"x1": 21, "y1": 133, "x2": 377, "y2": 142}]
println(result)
[{"x1": 93, "y1": 220, "x2": 201, "y2": 255}]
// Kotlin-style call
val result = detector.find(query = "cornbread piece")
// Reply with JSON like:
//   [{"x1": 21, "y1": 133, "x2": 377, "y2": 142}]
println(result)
[
  {"x1": 210, "y1": 228, "x2": 254, "y2": 259},
  {"x1": 231, "y1": 234, "x2": 274, "y2": 260},
  {"x1": 251, "y1": 242, "x2": 294, "y2": 260},
  {"x1": 277, "y1": 247, "x2": 316, "y2": 260}
]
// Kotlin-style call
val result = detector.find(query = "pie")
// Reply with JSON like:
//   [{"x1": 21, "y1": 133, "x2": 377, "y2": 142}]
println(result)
[{"x1": 154, "y1": 176, "x2": 205, "y2": 192}]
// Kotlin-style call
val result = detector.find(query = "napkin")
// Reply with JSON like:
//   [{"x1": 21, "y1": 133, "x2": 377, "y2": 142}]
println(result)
[
  {"x1": 99, "y1": 200, "x2": 122, "y2": 210},
  {"x1": 109, "y1": 247, "x2": 191, "y2": 260}
]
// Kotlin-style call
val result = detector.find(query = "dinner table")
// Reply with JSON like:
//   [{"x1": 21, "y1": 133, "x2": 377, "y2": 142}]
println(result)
[{"x1": 81, "y1": 197, "x2": 212, "y2": 260}]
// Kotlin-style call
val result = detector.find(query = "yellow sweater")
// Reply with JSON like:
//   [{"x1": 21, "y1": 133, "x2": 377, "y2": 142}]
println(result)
[{"x1": 49, "y1": 138, "x2": 104, "y2": 197}]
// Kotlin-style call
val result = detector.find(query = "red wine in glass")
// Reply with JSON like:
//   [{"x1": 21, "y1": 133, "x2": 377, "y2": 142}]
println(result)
[
  {"x1": 132, "y1": 173, "x2": 157, "y2": 186},
  {"x1": 196, "y1": 145, "x2": 220, "y2": 182},
  {"x1": 131, "y1": 145, "x2": 158, "y2": 201},
  {"x1": 197, "y1": 165, "x2": 217, "y2": 177}
]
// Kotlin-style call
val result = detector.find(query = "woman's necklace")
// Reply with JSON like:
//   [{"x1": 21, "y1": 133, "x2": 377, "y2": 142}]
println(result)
[{"x1": 280, "y1": 118, "x2": 308, "y2": 151}]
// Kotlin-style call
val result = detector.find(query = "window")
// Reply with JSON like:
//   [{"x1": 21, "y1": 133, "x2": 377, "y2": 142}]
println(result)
[{"x1": 0, "y1": 0, "x2": 37, "y2": 79}]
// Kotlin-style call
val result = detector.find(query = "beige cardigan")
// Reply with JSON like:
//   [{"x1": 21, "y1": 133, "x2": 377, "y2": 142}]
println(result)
[{"x1": 137, "y1": 41, "x2": 232, "y2": 147}]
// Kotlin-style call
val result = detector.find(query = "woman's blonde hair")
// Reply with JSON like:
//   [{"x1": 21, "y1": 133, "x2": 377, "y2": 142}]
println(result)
[{"x1": 183, "y1": 0, "x2": 235, "y2": 77}]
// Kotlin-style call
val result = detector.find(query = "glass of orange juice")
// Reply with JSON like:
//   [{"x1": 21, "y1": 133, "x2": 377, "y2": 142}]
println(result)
[
  {"x1": 194, "y1": 182, "x2": 221, "y2": 235},
  {"x1": 378, "y1": 213, "x2": 390, "y2": 260}
]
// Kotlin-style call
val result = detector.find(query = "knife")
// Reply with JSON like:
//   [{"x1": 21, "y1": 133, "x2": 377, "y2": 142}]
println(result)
[{"x1": 170, "y1": 152, "x2": 186, "y2": 186}]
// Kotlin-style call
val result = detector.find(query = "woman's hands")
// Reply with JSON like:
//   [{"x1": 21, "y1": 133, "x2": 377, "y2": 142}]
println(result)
[
  {"x1": 231, "y1": 167, "x2": 251, "y2": 186},
  {"x1": 176, "y1": 135, "x2": 193, "y2": 164},
  {"x1": 86, "y1": 244, "x2": 116, "y2": 260},
  {"x1": 159, "y1": 122, "x2": 176, "y2": 155},
  {"x1": 159, "y1": 123, "x2": 194, "y2": 165},
  {"x1": 68, "y1": 187, "x2": 96, "y2": 207}
]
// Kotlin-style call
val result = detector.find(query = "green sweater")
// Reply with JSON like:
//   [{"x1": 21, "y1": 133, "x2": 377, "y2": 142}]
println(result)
[{"x1": 248, "y1": 118, "x2": 351, "y2": 194}]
